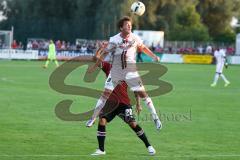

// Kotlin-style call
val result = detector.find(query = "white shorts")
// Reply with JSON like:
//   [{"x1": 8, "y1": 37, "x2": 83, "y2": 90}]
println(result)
[
  {"x1": 110, "y1": 67, "x2": 145, "y2": 91},
  {"x1": 216, "y1": 62, "x2": 224, "y2": 73}
]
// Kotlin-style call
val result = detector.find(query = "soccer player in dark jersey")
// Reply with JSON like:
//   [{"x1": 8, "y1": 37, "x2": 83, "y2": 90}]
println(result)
[{"x1": 90, "y1": 57, "x2": 156, "y2": 156}]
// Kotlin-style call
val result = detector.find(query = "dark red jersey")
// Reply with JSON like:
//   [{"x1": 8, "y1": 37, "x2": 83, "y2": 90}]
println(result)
[
  {"x1": 101, "y1": 62, "x2": 130, "y2": 105},
  {"x1": 101, "y1": 61, "x2": 111, "y2": 77}
]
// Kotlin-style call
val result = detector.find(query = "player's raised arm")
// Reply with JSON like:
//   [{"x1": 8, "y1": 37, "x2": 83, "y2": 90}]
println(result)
[
  {"x1": 139, "y1": 44, "x2": 160, "y2": 62},
  {"x1": 87, "y1": 50, "x2": 105, "y2": 73},
  {"x1": 87, "y1": 42, "x2": 110, "y2": 73}
]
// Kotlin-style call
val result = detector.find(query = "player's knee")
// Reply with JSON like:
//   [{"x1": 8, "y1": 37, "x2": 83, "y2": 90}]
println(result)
[
  {"x1": 135, "y1": 91, "x2": 148, "y2": 98},
  {"x1": 102, "y1": 89, "x2": 112, "y2": 98},
  {"x1": 129, "y1": 121, "x2": 137, "y2": 128},
  {"x1": 99, "y1": 118, "x2": 107, "y2": 126}
]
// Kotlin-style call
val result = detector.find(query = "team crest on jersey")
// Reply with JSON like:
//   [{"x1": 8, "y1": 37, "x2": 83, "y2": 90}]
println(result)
[{"x1": 118, "y1": 40, "x2": 136, "y2": 50}]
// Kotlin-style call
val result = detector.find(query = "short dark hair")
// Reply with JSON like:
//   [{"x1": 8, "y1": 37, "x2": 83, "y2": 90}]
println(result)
[{"x1": 117, "y1": 16, "x2": 132, "y2": 30}]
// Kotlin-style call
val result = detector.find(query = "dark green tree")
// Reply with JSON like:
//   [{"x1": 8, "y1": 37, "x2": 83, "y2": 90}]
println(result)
[
  {"x1": 169, "y1": 4, "x2": 210, "y2": 41},
  {"x1": 196, "y1": 0, "x2": 240, "y2": 42},
  {"x1": 0, "y1": 0, "x2": 239, "y2": 43}
]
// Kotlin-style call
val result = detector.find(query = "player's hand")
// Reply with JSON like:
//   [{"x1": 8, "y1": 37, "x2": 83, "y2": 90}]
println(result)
[
  {"x1": 136, "y1": 104, "x2": 142, "y2": 115},
  {"x1": 98, "y1": 41, "x2": 108, "y2": 49},
  {"x1": 154, "y1": 56, "x2": 160, "y2": 62},
  {"x1": 224, "y1": 63, "x2": 228, "y2": 69},
  {"x1": 87, "y1": 64, "x2": 98, "y2": 73}
]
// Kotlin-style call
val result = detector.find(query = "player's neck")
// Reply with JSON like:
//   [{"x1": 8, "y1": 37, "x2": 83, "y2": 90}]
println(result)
[{"x1": 120, "y1": 32, "x2": 130, "y2": 39}]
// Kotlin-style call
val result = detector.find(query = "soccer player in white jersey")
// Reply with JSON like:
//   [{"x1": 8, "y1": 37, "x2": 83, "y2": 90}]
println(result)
[
  {"x1": 86, "y1": 16, "x2": 162, "y2": 130},
  {"x1": 211, "y1": 47, "x2": 230, "y2": 87}
]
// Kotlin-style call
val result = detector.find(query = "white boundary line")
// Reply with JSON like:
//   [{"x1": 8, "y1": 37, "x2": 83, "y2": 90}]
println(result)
[
  {"x1": 0, "y1": 154, "x2": 240, "y2": 158},
  {"x1": 0, "y1": 77, "x2": 15, "y2": 83}
]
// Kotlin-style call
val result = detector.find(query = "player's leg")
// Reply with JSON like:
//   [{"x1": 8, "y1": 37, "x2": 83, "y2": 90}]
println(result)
[
  {"x1": 96, "y1": 118, "x2": 107, "y2": 155},
  {"x1": 44, "y1": 53, "x2": 55, "y2": 68},
  {"x1": 129, "y1": 121, "x2": 156, "y2": 155},
  {"x1": 212, "y1": 63, "x2": 230, "y2": 87},
  {"x1": 44, "y1": 58, "x2": 50, "y2": 68},
  {"x1": 91, "y1": 105, "x2": 118, "y2": 156},
  {"x1": 91, "y1": 118, "x2": 107, "y2": 155},
  {"x1": 211, "y1": 72, "x2": 220, "y2": 87},
  {"x1": 86, "y1": 89, "x2": 112, "y2": 127},
  {"x1": 211, "y1": 63, "x2": 223, "y2": 87},
  {"x1": 220, "y1": 73, "x2": 230, "y2": 87},
  {"x1": 53, "y1": 59, "x2": 59, "y2": 67},
  {"x1": 86, "y1": 75, "x2": 114, "y2": 127},
  {"x1": 138, "y1": 91, "x2": 162, "y2": 130},
  {"x1": 125, "y1": 71, "x2": 162, "y2": 130},
  {"x1": 129, "y1": 122, "x2": 151, "y2": 147},
  {"x1": 118, "y1": 105, "x2": 156, "y2": 155},
  {"x1": 218, "y1": 62, "x2": 230, "y2": 86}
]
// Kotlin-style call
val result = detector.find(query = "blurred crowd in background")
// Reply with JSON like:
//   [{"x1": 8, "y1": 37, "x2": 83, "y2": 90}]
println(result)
[{"x1": 5, "y1": 39, "x2": 236, "y2": 55}]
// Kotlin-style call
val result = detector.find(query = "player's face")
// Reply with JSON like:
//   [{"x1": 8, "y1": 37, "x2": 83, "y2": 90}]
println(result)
[{"x1": 121, "y1": 21, "x2": 132, "y2": 35}]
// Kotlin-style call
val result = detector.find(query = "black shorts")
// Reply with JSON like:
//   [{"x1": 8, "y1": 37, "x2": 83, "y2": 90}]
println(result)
[{"x1": 99, "y1": 103, "x2": 136, "y2": 124}]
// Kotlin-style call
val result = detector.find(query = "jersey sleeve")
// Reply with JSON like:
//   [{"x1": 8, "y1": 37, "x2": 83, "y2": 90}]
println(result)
[
  {"x1": 106, "y1": 37, "x2": 117, "y2": 52},
  {"x1": 101, "y1": 61, "x2": 111, "y2": 77},
  {"x1": 214, "y1": 50, "x2": 217, "y2": 57},
  {"x1": 221, "y1": 50, "x2": 226, "y2": 57},
  {"x1": 134, "y1": 34, "x2": 144, "y2": 48}
]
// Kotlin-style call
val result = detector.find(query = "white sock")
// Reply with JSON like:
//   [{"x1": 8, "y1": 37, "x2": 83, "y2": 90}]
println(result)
[
  {"x1": 143, "y1": 97, "x2": 159, "y2": 120},
  {"x1": 213, "y1": 73, "x2": 220, "y2": 84},
  {"x1": 91, "y1": 96, "x2": 108, "y2": 119},
  {"x1": 220, "y1": 74, "x2": 229, "y2": 83}
]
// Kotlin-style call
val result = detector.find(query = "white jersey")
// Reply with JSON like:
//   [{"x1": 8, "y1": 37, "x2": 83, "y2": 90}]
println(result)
[
  {"x1": 214, "y1": 49, "x2": 226, "y2": 64},
  {"x1": 103, "y1": 53, "x2": 112, "y2": 62},
  {"x1": 214, "y1": 49, "x2": 226, "y2": 73},
  {"x1": 105, "y1": 32, "x2": 145, "y2": 91},
  {"x1": 107, "y1": 33, "x2": 143, "y2": 68}
]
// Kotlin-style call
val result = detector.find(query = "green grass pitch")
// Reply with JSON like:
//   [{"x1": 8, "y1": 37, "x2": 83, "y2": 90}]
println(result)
[{"x1": 0, "y1": 60, "x2": 240, "y2": 160}]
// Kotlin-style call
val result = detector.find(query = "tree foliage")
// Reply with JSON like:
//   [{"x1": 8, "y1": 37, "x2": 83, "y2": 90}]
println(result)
[
  {"x1": 0, "y1": 0, "x2": 239, "y2": 42},
  {"x1": 196, "y1": 0, "x2": 240, "y2": 42},
  {"x1": 169, "y1": 5, "x2": 210, "y2": 41}
]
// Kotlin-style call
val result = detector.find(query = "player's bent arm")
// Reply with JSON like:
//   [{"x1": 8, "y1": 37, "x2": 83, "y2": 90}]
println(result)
[
  {"x1": 224, "y1": 56, "x2": 229, "y2": 69},
  {"x1": 87, "y1": 41, "x2": 115, "y2": 73},
  {"x1": 87, "y1": 49, "x2": 109, "y2": 73},
  {"x1": 140, "y1": 45, "x2": 160, "y2": 62},
  {"x1": 76, "y1": 56, "x2": 95, "y2": 62}
]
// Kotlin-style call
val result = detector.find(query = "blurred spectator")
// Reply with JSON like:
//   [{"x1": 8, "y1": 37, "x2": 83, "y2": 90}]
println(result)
[
  {"x1": 197, "y1": 45, "x2": 203, "y2": 54},
  {"x1": 154, "y1": 43, "x2": 163, "y2": 53},
  {"x1": 11, "y1": 40, "x2": 18, "y2": 49},
  {"x1": 61, "y1": 41, "x2": 66, "y2": 50},
  {"x1": 226, "y1": 46, "x2": 235, "y2": 55},
  {"x1": 32, "y1": 40, "x2": 39, "y2": 49},
  {"x1": 0, "y1": 39, "x2": 2, "y2": 48},
  {"x1": 56, "y1": 40, "x2": 62, "y2": 50},
  {"x1": 18, "y1": 42, "x2": 24, "y2": 49},
  {"x1": 206, "y1": 45, "x2": 213, "y2": 54},
  {"x1": 80, "y1": 45, "x2": 87, "y2": 53},
  {"x1": 27, "y1": 40, "x2": 33, "y2": 49},
  {"x1": 7, "y1": 39, "x2": 236, "y2": 56},
  {"x1": 168, "y1": 46, "x2": 173, "y2": 54},
  {"x1": 137, "y1": 47, "x2": 143, "y2": 62}
]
